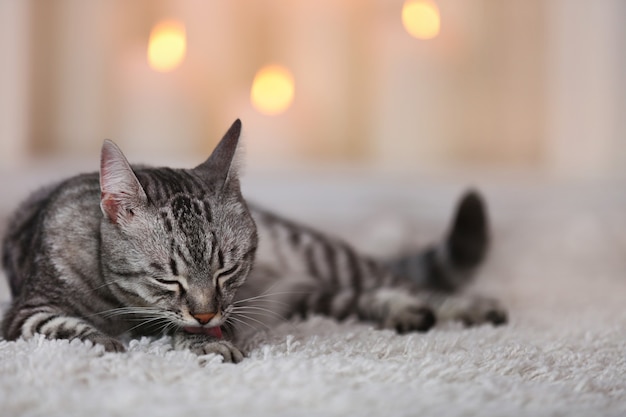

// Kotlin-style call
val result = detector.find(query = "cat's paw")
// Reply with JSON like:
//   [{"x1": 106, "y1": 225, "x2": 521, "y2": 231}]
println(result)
[
  {"x1": 191, "y1": 340, "x2": 244, "y2": 363},
  {"x1": 85, "y1": 333, "x2": 126, "y2": 352},
  {"x1": 439, "y1": 295, "x2": 507, "y2": 326},
  {"x1": 173, "y1": 333, "x2": 244, "y2": 363},
  {"x1": 463, "y1": 297, "x2": 507, "y2": 326},
  {"x1": 361, "y1": 289, "x2": 437, "y2": 333},
  {"x1": 386, "y1": 305, "x2": 436, "y2": 334},
  {"x1": 380, "y1": 293, "x2": 436, "y2": 333}
]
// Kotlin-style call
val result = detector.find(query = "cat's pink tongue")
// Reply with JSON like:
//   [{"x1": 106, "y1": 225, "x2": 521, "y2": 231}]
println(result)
[{"x1": 183, "y1": 326, "x2": 223, "y2": 339}]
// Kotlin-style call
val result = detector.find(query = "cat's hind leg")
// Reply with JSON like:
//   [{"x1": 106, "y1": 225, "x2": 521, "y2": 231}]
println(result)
[
  {"x1": 357, "y1": 287, "x2": 436, "y2": 333},
  {"x1": 386, "y1": 189, "x2": 508, "y2": 327},
  {"x1": 430, "y1": 294, "x2": 508, "y2": 326},
  {"x1": 355, "y1": 288, "x2": 507, "y2": 331}
]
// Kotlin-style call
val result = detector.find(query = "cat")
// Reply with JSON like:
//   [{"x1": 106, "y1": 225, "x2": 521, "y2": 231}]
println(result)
[{"x1": 1, "y1": 119, "x2": 506, "y2": 363}]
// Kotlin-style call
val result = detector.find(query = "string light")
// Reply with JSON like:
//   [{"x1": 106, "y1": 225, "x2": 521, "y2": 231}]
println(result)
[
  {"x1": 250, "y1": 65, "x2": 295, "y2": 116},
  {"x1": 147, "y1": 20, "x2": 186, "y2": 72},
  {"x1": 402, "y1": 0, "x2": 441, "y2": 40}
]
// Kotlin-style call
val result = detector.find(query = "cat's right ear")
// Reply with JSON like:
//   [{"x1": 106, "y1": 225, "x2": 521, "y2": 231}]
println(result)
[
  {"x1": 194, "y1": 119, "x2": 242, "y2": 189},
  {"x1": 99, "y1": 140, "x2": 147, "y2": 225}
]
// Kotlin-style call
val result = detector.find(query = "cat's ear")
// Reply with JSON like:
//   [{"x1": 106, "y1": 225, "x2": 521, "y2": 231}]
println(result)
[
  {"x1": 99, "y1": 139, "x2": 147, "y2": 224},
  {"x1": 194, "y1": 119, "x2": 242, "y2": 188}
]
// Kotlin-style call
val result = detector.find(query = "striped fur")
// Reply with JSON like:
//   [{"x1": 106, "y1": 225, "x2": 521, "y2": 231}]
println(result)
[
  {"x1": 238, "y1": 191, "x2": 506, "y2": 335},
  {"x1": 1, "y1": 119, "x2": 506, "y2": 363}
]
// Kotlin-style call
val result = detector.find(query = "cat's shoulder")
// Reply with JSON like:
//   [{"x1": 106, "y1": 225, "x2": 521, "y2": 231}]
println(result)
[
  {"x1": 49, "y1": 171, "x2": 101, "y2": 200},
  {"x1": 15, "y1": 171, "x2": 102, "y2": 220}
]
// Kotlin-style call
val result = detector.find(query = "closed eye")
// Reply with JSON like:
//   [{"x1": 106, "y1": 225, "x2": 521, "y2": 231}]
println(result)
[
  {"x1": 154, "y1": 278, "x2": 184, "y2": 292},
  {"x1": 216, "y1": 265, "x2": 238, "y2": 278},
  {"x1": 215, "y1": 265, "x2": 240, "y2": 287}
]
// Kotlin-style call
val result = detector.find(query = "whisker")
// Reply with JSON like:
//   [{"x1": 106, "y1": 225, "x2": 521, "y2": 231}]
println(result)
[
  {"x1": 222, "y1": 320, "x2": 236, "y2": 334},
  {"x1": 233, "y1": 290, "x2": 309, "y2": 306},
  {"x1": 97, "y1": 311, "x2": 146, "y2": 319},
  {"x1": 251, "y1": 281, "x2": 282, "y2": 299},
  {"x1": 225, "y1": 317, "x2": 254, "y2": 332},
  {"x1": 230, "y1": 312, "x2": 272, "y2": 331},
  {"x1": 168, "y1": 322, "x2": 182, "y2": 335},
  {"x1": 233, "y1": 314, "x2": 271, "y2": 330},
  {"x1": 232, "y1": 305, "x2": 284, "y2": 314},
  {"x1": 126, "y1": 315, "x2": 170, "y2": 334},
  {"x1": 236, "y1": 298, "x2": 291, "y2": 308},
  {"x1": 225, "y1": 315, "x2": 247, "y2": 327},
  {"x1": 232, "y1": 311, "x2": 285, "y2": 326},
  {"x1": 233, "y1": 280, "x2": 300, "y2": 304},
  {"x1": 89, "y1": 306, "x2": 163, "y2": 319},
  {"x1": 90, "y1": 278, "x2": 131, "y2": 292},
  {"x1": 154, "y1": 320, "x2": 179, "y2": 336},
  {"x1": 150, "y1": 319, "x2": 172, "y2": 336},
  {"x1": 231, "y1": 306, "x2": 287, "y2": 321}
]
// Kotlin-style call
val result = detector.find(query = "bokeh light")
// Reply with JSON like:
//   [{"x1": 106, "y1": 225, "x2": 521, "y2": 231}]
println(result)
[
  {"x1": 147, "y1": 20, "x2": 186, "y2": 72},
  {"x1": 250, "y1": 65, "x2": 295, "y2": 116},
  {"x1": 402, "y1": 0, "x2": 441, "y2": 40}
]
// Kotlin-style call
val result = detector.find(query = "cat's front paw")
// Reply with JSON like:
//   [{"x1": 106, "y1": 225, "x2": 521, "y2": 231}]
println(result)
[
  {"x1": 85, "y1": 333, "x2": 126, "y2": 353},
  {"x1": 193, "y1": 340, "x2": 244, "y2": 363},
  {"x1": 173, "y1": 333, "x2": 244, "y2": 363}
]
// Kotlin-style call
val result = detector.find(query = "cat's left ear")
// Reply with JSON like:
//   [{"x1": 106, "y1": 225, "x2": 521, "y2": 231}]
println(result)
[
  {"x1": 99, "y1": 139, "x2": 148, "y2": 225},
  {"x1": 194, "y1": 119, "x2": 242, "y2": 188}
]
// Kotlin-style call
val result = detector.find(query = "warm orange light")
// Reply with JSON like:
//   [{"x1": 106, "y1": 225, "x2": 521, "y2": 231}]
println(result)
[
  {"x1": 402, "y1": 0, "x2": 441, "y2": 40},
  {"x1": 147, "y1": 20, "x2": 186, "y2": 72},
  {"x1": 250, "y1": 65, "x2": 295, "y2": 116}
]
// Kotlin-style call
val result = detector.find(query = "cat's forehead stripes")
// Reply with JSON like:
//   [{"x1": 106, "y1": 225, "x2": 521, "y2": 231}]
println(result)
[
  {"x1": 170, "y1": 195, "x2": 210, "y2": 222},
  {"x1": 136, "y1": 168, "x2": 208, "y2": 205},
  {"x1": 155, "y1": 196, "x2": 219, "y2": 277}
]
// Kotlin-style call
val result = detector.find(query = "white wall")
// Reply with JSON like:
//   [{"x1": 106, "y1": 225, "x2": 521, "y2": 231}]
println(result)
[
  {"x1": 0, "y1": 1, "x2": 29, "y2": 168},
  {"x1": 545, "y1": 0, "x2": 626, "y2": 180},
  {"x1": 1, "y1": 0, "x2": 625, "y2": 180}
]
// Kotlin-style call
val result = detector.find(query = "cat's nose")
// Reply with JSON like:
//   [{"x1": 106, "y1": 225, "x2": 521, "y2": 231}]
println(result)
[{"x1": 192, "y1": 312, "x2": 216, "y2": 325}]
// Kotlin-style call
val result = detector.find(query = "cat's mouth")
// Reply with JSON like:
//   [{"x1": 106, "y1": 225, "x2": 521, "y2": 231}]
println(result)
[{"x1": 183, "y1": 325, "x2": 223, "y2": 339}]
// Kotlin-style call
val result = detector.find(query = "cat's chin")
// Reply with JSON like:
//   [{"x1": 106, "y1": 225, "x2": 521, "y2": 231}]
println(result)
[{"x1": 183, "y1": 325, "x2": 223, "y2": 339}]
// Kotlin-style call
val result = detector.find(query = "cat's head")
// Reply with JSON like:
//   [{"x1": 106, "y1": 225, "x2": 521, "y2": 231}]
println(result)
[{"x1": 98, "y1": 119, "x2": 258, "y2": 336}]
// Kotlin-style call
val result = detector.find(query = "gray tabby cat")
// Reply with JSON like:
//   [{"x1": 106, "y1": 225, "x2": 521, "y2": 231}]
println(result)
[{"x1": 1, "y1": 120, "x2": 506, "y2": 363}]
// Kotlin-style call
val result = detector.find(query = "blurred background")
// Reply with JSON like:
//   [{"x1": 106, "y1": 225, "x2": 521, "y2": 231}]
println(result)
[
  {"x1": 0, "y1": 0, "x2": 625, "y2": 180},
  {"x1": 1, "y1": 0, "x2": 626, "y2": 330}
]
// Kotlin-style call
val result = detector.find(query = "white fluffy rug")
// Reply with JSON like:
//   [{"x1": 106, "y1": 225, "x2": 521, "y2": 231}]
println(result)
[{"x1": 1, "y1": 169, "x2": 625, "y2": 417}]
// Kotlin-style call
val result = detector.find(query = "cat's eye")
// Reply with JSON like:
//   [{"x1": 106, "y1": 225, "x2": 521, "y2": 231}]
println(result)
[
  {"x1": 215, "y1": 265, "x2": 240, "y2": 287},
  {"x1": 217, "y1": 265, "x2": 238, "y2": 279},
  {"x1": 154, "y1": 278, "x2": 184, "y2": 292}
]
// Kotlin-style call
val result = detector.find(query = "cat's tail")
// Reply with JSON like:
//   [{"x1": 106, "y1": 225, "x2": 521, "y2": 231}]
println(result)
[{"x1": 386, "y1": 189, "x2": 489, "y2": 292}]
